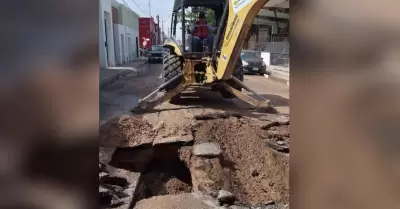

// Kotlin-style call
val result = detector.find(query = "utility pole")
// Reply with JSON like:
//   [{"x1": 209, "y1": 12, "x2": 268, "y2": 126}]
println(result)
[
  {"x1": 162, "y1": 19, "x2": 165, "y2": 42},
  {"x1": 157, "y1": 15, "x2": 160, "y2": 44},
  {"x1": 148, "y1": 0, "x2": 151, "y2": 17}
]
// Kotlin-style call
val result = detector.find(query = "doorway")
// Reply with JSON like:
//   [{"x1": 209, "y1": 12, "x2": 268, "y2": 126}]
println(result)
[
  {"x1": 136, "y1": 37, "x2": 139, "y2": 59},
  {"x1": 121, "y1": 34, "x2": 125, "y2": 64},
  {"x1": 128, "y1": 36, "x2": 131, "y2": 62},
  {"x1": 104, "y1": 18, "x2": 109, "y2": 65}
]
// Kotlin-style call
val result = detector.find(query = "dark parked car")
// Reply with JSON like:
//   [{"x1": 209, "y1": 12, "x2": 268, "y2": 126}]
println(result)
[
  {"x1": 240, "y1": 50, "x2": 268, "y2": 75},
  {"x1": 147, "y1": 45, "x2": 165, "y2": 63}
]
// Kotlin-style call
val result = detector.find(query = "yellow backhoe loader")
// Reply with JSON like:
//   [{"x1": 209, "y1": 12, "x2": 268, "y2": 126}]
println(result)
[{"x1": 133, "y1": 0, "x2": 274, "y2": 113}]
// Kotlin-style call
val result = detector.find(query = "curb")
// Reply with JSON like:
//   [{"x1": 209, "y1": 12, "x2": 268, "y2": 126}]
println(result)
[
  {"x1": 100, "y1": 62, "x2": 147, "y2": 89},
  {"x1": 264, "y1": 74, "x2": 289, "y2": 86}
]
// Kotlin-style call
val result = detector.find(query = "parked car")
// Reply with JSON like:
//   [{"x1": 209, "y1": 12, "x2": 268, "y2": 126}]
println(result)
[
  {"x1": 147, "y1": 45, "x2": 165, "y2": 63},
  {"x1": 240, "y1": 50, "x2": 268, "y2": 75}
]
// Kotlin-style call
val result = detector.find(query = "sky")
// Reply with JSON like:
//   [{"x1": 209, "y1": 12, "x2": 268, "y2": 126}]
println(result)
[{"x1": 116, "y1": 0, "x2": 183, "y2": 40}]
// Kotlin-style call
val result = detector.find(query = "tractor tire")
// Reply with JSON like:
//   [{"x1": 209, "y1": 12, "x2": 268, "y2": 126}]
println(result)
[
  {"x1": 219, "y1": 59, "x2": 244, "y2": 99},
  {"x1": 163, "y1": 53, "x2": 183, "y2": 91}
]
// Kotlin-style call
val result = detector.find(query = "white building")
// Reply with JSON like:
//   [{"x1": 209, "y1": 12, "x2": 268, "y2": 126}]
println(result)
[{"x1": 100, "y1": 0, "x2": 140, "y2": 68}]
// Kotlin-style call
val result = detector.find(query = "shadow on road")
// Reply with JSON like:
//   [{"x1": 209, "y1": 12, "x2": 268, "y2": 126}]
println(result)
[{"x1": 253, "y1": 94, "x2": 289, "y2": 107}]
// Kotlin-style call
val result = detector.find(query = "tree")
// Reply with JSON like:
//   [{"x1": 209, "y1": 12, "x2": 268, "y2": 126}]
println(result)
[{"x1": 177, "y1": 8, "x2": 216, "y2": 26}]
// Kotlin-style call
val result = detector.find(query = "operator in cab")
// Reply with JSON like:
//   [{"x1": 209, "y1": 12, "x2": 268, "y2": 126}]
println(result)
[{"x1": 189, "y1": 11, "x2": 216, "y2": 52}]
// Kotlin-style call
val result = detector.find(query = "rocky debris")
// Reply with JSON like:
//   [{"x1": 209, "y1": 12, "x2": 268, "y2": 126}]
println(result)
[
  {"x1": 193, "y1": 142, "x2": 222, "y2": 157},
  {"x1": 100, "y1": 146, "x2": 118, "y2": 165},
  {"x1": 190, "y1": 156, "x2": 224, "y2": 195},
  {"x1": 250, "y1": 201, "x2": 276, "y2": 209},
  {"x1": 100, "y1": 171, "x2": 110, "y2": 179},
  {"x1": 217, "y1": 190, "x2": 236, "y2": 204},
  {"x1": 100, "y1": 115, "x2": 155, "y2": 148},
  {"x1": 152, "y1": 121, "x2": 165, "y2": 131},
  {"x1": 267, "y1": 125, "x2": 289, "y2": 138},
  {"x1": 191, "y1": 193, "x2": 280, "y2": 209},
  {"x1": 153, "y1": 135, "x2": 194, "y2": 146},
  {"x1": 134, "y1": 193, "x2": 214, "y2": 209},
  {"x1": 260, "y1": 121, "x2": 280, "y2": 130},
  {"x1": 265, "y1": 141, "x2": 289, "y2": 153},
  {"x1": 230, "y1": 206, "x2": 249, "y2": 209},
  {"x1": 194, "y1": 112, "x2": 243, "y2": 120},
  {"x1": 263, "y1": 125, "x2": 289, "y2": 153},
  {"x1": 259, "y1": 115, "x2": 289, "y2": 124},
  {"x1": 102, "y1": 184, "x2": 125, "y2": 194},
  {"x1": 99, "y1": 114, "x2": 288, "y2": 208},
  {"x1": 99, "y1": 165, "x2": 141, "y2": 209},
  {"x1": 193, "y1": 117, "x2": 289, "y2": 205},
  {"x1": 178, "y1": 146, "x2": 193, "y2": 167},
  {"x1": 100, "y1": 186, "x2": 112, "y2": 197},
  {"x1": 191, "y1": 193, "x2": 220, "y2": 208}
]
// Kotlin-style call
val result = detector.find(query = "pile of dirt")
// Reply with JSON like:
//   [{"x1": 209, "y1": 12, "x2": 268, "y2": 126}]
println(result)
[
  {"x1": 192, "y1": 116, "x2": 289, "y2": 205},
  {"x1": 100, "y1": 115, "x2": 155, "y2": 148}
]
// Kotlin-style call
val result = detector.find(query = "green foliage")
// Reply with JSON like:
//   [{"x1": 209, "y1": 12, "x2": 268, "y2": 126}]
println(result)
[{"x1": 177, "y1": 8, "x2": 216, "y2": 26}]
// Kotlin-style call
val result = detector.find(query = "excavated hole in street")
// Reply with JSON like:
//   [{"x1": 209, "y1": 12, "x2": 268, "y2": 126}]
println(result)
[
  {"x1": 135, "y1": 145, "x2": 193, "y2": 202},
  {"x1": 102, "y1": 115, "x2": 289, "y2": 207},
  {"x1": 109, "y1": 144, "x2": 193, "y2": 204}
]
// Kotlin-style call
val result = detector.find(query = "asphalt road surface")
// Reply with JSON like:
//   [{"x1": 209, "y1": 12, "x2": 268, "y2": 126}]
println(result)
[{"x1": 100, "y1": 63, "x2": 289, "y2": 126}]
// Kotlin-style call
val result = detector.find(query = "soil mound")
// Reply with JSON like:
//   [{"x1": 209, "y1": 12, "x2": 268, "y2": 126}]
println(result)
[
  {"x1": 193, "y1": 117, "x2": 289, "y2": 205},
  {"x1": 100, "y1": 115, "x2": 155, "y2": 148}
]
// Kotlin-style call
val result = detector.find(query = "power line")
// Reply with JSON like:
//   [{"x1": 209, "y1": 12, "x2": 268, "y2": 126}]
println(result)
[{"x1": 127, "y1": 0, "x2": 148, "y2": 16}]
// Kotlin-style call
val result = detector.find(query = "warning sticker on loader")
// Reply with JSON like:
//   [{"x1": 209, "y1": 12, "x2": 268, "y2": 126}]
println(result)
[{"x1": 232, "y1": 0, "x2": 253, "y2": 13}]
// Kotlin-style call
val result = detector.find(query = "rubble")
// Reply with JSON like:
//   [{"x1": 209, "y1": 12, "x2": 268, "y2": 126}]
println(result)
[
  {"x1": 99, "y1": 115, "x2": 289, "y2": 208},
  {"x1": 193, "y1": 142, "x2": 222, "y2": 157},
  {"x1": 259, "y1": 115, "x2": 289, "y2": 124},
  {"x1": 194, "y1": 112, "x2": 243, "y2": 120},
  {"x1": 217, "y1": 190, "x2": 236, "y2": 204},
  {"x1": 99, "y1": 165, "x2": 141, "y2": 209},
  {"x1": 153, "y1": 135, "x2": 194, "y2": 146}
]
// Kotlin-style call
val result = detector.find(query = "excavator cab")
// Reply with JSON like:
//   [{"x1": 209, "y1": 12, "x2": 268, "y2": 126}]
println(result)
[{"x1": 133, "y1": 0, "x2": 275, "y2": 113}]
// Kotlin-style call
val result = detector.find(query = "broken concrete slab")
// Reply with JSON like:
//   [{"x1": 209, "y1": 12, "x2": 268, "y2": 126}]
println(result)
[
  {"x1": 259, "y1": 115, "x2": 289, "y2": 124},
  {"x1": 265, "y1": 141, "x2": 289, "y2": 153},
  {"x1": 193, "y1": 142, "x2": 222, "y2": 157},
  {"x1": 99, "y1": 172, "x2": 110, "y2": 179},
  {"x1": 217, "y1": 190, "x2": 236, "y2": 204},
  {"x1": 99, "y1": 167, "x2": 141, "y2": 209},
  {"x1": 230, "y1": 206, "x2": 249, "y2": 209},
  {"x1": 134, "y1": 193, "x2": 214, "y2": 209},
  {"x1": 260, "y1": 121, "x2": 280, "y2": 130},
  {"x1": 194, "y1": 112, "x2": 243, "y2": 120},
  {"x1": 191, "y1": 193, "x2": 220, "y2": 208},
  {"x1": 99, "y1": 146, "x2": 117, "y2": 165},
  {"x1": 153, "y1": 135, "x2": 194, "y2": 146}
]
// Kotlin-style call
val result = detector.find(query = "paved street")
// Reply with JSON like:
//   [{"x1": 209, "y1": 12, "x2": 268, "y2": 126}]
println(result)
[{"x1": 100, "y1": 63, "x2": 289, "y2": 124}]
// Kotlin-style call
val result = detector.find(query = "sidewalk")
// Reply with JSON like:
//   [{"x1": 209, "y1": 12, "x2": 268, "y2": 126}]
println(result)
[
  {"x1": 100, "y1": 59, "x2": 147, "y2": 89},
  {"x1": 265, "y1": 65, "x2": 290, "y2": 85}
]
